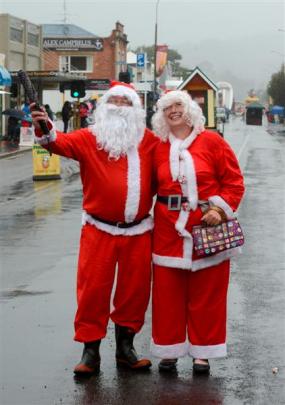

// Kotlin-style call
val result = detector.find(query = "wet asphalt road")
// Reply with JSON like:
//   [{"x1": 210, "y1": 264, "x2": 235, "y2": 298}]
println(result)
[{"x1": 0, "y1": 118, "x2": 285, "y2": 405}]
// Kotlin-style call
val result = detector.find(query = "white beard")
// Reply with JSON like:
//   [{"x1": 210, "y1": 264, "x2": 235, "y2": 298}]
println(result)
[{"x1": 92, "y1": 103, "x2": 145, "y2": 160}]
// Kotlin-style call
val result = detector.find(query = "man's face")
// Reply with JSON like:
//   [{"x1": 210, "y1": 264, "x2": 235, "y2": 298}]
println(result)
[{"x1": 107, "y1": 96, "x2": 132, "y2": 107}]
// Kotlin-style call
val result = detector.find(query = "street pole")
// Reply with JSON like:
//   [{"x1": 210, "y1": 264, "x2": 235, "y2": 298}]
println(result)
[
  {"x1": 153, "y1": 0, "x2": 160, "y2": 99},
  {"x1": 144, "y1": 52, "x2": 147, "y2": 111}
]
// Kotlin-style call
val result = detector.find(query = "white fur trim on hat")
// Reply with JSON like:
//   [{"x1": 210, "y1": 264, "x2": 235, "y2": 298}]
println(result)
[{"x1": 100, "y1": 85, "x2": 141, "y2": 107}]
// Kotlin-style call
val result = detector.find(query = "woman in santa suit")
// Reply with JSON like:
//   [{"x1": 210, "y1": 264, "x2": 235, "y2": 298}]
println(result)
[{"x1": 151, "y1": 90, "x2": 245, "y2": 374}]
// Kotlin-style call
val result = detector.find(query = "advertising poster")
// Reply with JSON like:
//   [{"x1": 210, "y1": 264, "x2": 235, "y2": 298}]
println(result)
[{"x1": 32, "y1": 144, "x2": 61, "y2": 180}]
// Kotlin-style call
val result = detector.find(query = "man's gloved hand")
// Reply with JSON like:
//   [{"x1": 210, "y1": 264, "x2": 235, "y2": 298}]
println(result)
[{"x1": 30, "y1": 103, "x2": 52, "y2": 136}]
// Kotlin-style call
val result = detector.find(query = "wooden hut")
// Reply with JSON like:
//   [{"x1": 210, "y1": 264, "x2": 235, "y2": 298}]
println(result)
[{"x1": 177, "y1": 66, "x2": 217, "y2": 129}]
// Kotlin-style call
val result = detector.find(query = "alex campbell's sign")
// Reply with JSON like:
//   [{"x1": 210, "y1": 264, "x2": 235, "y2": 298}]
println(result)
[{"x1": 43, "y1": 38, "x2": 104, "y2": 51}]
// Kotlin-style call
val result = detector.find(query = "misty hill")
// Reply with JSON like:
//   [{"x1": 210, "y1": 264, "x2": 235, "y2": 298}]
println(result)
[{"x1": 175, "y1": 32, "x2": 284, "y2": 101}]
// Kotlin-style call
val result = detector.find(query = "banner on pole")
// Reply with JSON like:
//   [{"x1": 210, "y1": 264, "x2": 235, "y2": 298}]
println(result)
[
  {"x1": 156, "y1": 45, "x2": 168, "y2": 76},
  {"x1": 32, "y1": 145, "x2": 61, "y2": 180}
]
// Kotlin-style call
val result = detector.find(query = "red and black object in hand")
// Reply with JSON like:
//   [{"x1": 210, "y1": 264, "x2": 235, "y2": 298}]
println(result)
[
  {"x1": 17, "y1": 70, "x2": 50, "y2": 135},
  {"x1": 30, "y1": 103, "x2": 50, "y2": 135}
]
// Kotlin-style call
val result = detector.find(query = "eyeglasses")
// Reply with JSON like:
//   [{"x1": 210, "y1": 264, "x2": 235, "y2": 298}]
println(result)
[{"x1": 107, "y1": 96, "x2": 132, "y2": 106}]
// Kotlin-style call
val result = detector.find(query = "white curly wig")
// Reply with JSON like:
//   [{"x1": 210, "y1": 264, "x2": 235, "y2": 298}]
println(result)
[{"x1": 152, "y1": 90, "x2": 205, "y2": 141}]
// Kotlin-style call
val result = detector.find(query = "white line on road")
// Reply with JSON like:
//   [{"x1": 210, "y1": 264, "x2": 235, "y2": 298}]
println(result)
[{"x1": 237, "y1": 129, "x2": 250, "y2": 160}]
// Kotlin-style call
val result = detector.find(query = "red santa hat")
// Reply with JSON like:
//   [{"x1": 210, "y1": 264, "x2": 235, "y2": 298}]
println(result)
[{"x1": 100, "y1": 80, "x2": 142, "y2": 107}]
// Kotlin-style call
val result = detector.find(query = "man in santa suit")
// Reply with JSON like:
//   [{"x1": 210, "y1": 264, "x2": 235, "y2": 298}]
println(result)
[{"x1": 31, "y1": 81, "x2": 158, "y2": 375}]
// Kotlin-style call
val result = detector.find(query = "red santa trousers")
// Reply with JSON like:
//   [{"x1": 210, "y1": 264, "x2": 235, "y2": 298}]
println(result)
[
  {"x1": 74, "y1": 224, "x2": 152, "y2": 342},
  {"x1": 152, "y1": 261, "x2": 230, "y2": 359}
]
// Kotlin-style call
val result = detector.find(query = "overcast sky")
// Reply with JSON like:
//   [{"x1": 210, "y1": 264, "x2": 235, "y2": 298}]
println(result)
[{"x1": 1, "y1": 0, "x2": 284, "y2": 97}]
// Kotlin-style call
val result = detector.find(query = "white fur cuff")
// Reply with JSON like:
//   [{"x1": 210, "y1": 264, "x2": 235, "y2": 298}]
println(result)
[
  {"x1": 151, "y1": 339, "x2": 189, "y2": 358},
  {"x1": 208, "y1": 195, "x2": 235, "y2": 219},
  {"x1": 34, "y1": 129, "x2": 57, "y2": 145},
  {"x1": 189, "y1": 343, "x2": 227, "y2": 359}
]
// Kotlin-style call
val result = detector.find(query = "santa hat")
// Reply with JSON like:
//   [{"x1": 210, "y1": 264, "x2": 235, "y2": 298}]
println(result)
[{"x1": 100, "y1": 80, "x2": 141, "y2": 107}]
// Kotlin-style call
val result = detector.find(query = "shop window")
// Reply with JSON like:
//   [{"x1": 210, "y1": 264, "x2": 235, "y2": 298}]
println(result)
[
  {"x1": 10, "y1": 27, "x2": 23, "y2": 43},
  {"x1": 59, "y1": 56, "x2": 93, "y2": 73}
]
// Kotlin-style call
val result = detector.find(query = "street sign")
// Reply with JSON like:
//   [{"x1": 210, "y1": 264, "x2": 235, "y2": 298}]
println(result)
[{"x1": 137, "y1": 53, "x2": 145, "y2": 68}]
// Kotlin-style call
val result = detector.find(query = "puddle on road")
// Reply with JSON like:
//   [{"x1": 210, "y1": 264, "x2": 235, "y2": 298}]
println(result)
[{"x1": 0, "y1": 289, "x2": 52, "y2": 300}]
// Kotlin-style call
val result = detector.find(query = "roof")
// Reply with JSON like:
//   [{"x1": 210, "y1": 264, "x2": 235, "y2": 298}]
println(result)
[
  {"x1": 177, "y1": 66, "x2": 218, "y2": 91},
  {"x1": 42, "y1": 24, "x2": 97, "y2": 38}
]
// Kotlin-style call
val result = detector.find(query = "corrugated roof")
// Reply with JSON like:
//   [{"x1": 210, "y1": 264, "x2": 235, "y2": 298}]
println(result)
[{"x1": 42, "y1": 24, "x2": 97, "y2": 38}]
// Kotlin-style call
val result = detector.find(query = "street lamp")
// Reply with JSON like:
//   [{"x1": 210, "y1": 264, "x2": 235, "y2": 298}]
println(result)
[{"x1": 153, "y1": 0, "x2": 160, "y2": 98}]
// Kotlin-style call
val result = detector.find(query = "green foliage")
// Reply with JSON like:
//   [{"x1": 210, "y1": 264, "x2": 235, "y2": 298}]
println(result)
[
  {"x1": 132, "y1": 45, "x2": 189, "y2": 78},
  {"x1": 133, "y1": 45, "x2": 182, "y2": 63},
  {"x1": 267, "y1": 64, "x2": 285, "y2": 106}
]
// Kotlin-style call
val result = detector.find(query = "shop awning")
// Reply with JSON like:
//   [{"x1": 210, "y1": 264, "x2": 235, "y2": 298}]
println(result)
[{"x1": 0, "y1": 66, "x2": 12, "y2": 86}]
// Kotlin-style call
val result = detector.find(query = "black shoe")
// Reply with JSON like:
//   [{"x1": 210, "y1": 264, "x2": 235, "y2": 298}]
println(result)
[
  {"x1": 158, "y1": 359, "x2": 178, "y2": 372},
  {"x1": 193, "y1": 359, "x2": 210, "y2": 375},
  {"x1": 74, "y1": 340, "x2": 101, "y2": 376},
  {"x1": 115, "y1": 324, "x2": 152, "y2": 370}
]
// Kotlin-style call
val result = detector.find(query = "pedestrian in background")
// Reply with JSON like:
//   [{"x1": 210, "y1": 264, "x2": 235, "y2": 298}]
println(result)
[
  {"x1": 30, "y1": 81, "x2": 158, "y2": 376},
  {"x1": 7, "y1": 116, "x2": 20, "y2": 143},
  {"x1": 44, "y1": 104, "x2": 54, "y2": 121},
  {"x1": 79, "y1": 102, "x2": 89, "y2": 128},
  {"x1": 151, "y1": 90, "x2": 245, "y2": 374},
  {"x1": 61, "y1": 101, "x2": 73, "y2": 133}
]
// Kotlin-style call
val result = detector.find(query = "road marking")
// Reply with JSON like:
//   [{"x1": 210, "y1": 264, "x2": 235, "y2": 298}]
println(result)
[{"x1": 237, "y1": 129, "x2": 250, "y2": 160}]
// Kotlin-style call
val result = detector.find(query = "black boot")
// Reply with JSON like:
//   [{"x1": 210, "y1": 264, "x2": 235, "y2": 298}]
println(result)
[
  {"x1": 115, "y1": 324, "x2": 152, "y2": 370},
  {"x1": 74, "y1": 340, "x2": 101, "y2": 376}
]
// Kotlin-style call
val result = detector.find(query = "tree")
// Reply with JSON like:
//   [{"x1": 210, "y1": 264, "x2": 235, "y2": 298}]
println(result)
[
  {"x1": 133, "y1": 45, "x2": 182, "y2": 64},
  {"x1": 132, "y1": 45, "x2": 188, "y2": 78},
  {"x1": 267, "y1": 64, "x2": 285, "y2": 106}
]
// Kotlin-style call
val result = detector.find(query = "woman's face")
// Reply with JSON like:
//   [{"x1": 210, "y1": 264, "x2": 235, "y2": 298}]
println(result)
[{"x1": 163, "y1": 101, "x2": 186, "y2": 130}]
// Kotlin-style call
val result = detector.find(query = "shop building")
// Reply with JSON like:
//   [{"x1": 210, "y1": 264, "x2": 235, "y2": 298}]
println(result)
[
  {"x1": 42, "y1": 21, "x2": 128, "y2": 81},
  {"x1": 0, "y1": 14, "x2": 42, "y2": 72}
]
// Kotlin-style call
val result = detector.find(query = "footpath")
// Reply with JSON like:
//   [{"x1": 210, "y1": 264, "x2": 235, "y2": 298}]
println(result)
[{"x1": 0, "y1": 139, "x2": 32, "y2": 159}]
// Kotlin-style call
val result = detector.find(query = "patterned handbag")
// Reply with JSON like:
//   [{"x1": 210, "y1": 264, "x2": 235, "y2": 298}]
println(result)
[{"x1": 192, "y1": 219, "x2": 244, "y2": 258}]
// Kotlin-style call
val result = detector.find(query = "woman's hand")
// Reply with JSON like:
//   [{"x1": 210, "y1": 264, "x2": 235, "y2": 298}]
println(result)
[
  {"x1": 30, "y1": 103, "x2": 48, "y2": 129},
  {"x1": 201, "y1": 209, "x2": 222, "y2": 226},
  {"x1": 201, "y1": 206, "x2": 227, "y2": 226}
]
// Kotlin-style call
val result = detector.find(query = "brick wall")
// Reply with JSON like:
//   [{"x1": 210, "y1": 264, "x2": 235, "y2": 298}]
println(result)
[{"x1": 42, "y1": 23, "x2": 127, "y2": 81}]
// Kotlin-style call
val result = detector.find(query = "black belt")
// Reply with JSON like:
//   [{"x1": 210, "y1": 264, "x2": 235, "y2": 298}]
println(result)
[
  {"x1": 157, "y1": 195, "x2": 189, "y2": 211},
  {"x1": 89, "y1": 214, "x2": 150, "y2": 228}
]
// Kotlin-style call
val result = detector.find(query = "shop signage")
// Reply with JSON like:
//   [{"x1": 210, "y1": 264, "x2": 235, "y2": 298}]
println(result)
[
  {"x1": 43, "y1": 38, "x2": 104, "y2": 51},
  {"x1": 86, "y1": 79, "x2": 110, "y2": 90}
]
